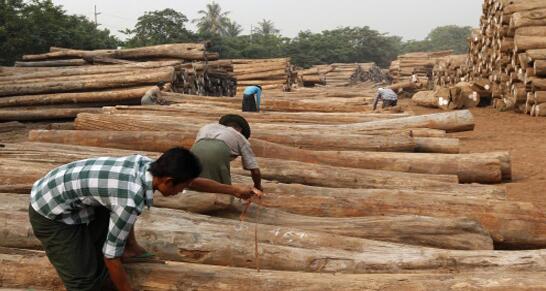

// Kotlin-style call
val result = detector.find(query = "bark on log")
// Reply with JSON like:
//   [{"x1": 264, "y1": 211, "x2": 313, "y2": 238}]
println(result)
[
  {"x1": 0, "y1": 87, "x2": 150, "y2": 108},
  {"x1": 4, "y1": 247, "x2": 546, "y2": 290},
  {"x1": 412, "y1": 91, "x2": 439, "y2": 108},
  {"x1": 0, "y1": 68, "x2": 174, "y2": 97},
  {"x1": 22, "y1": 43, "x2": 213, "y2": 61},
  {"x1": 526, "y1": 49, "x2": 546, "y2": 61},
  {"x1": 413, "y1": 137, "x2": 460, "y2": 154},
  {"x1": 14, "y1": 59, "x2": 87, "y2": 67},
  {"x1": 0, "y1": 108, "x2": 101, "y2": 121},
  {"x1": 0, "y1": 61, "x2": 180, "y2": 82},
  {"x1": 27, "y1": 129, "x2": 501, "y2": 183},
  {"x1": 511, "y1": 8, "x2": 546, "y2": 29},
  {"x1": 515, "y1": 35, "x2": 546, "y2": 51},
  {"x1": 534, "y1": 60, "x2": 546, "y2": 76},
  {"x1": 0, "y1": 192, "x2": 493, "y2": 253}
]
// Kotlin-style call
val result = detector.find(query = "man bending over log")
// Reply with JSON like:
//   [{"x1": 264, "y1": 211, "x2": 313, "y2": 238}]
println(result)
[
  {"x1": 29, "y1": 147, "x2": 261, "y2": 291},
  {"x1": 373, "y1": 87, "x2": 399, "y2": 111},
  {"x1": 192, "y1": 114, "x2": 263, "y2": 191},
  {"x1": 242, "y1": 85, "x2": 262, "y2": 112},
  {"x1": 141, "y1": 81, "x2": 171, "y2": 105}
]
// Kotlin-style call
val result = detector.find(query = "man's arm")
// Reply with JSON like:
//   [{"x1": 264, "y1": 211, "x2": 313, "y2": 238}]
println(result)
[
  {"x1": 104, "y1": 258, "x2": 133, "y2": 291},
  {"x1": 189, "y1": 177, "x2": 260, "y2": 200},
  {"x1": 250, "y1": 168, "x2": 262, "y2": 190},
  {"x1": 255, "y1": 89, "x2": 262, "y2": 111}
]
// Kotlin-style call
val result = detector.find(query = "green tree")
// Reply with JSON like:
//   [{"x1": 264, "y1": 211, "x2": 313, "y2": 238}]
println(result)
[
  {"x1": 122, "y1": 9, "x2": 195, "y2": 47},
  {"x1": 401, "y1": 25, "x2": 472, "y2": 54},
  {"x1": 254, "y1": 19, "x2": 279, "y2": 36},
  {"x1": 193, "y1": 2, "x2": 231, "y2": 36},
  {"x1": 224, "y1": 20, "x2": 243, "y2": 37},
  {"x1": 0, "y1": 0, "x2": 119, "y2": 65}
]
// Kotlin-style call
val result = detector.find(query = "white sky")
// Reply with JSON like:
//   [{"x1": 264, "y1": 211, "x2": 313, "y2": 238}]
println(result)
[{"x1": 52, "y1": 0, "x2": 482, "y2": 40}]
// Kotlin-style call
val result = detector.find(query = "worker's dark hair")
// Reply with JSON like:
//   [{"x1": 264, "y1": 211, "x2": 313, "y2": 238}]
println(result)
[
  {"x1": 156, "y1": 81, "x2": 167, "y2": 88},
  {"x1": 149, "y1": 147, "x2": 202, "y2": 184},
  {"x1": 219, "y1": 114, "x2": 251, "y2": 139},
  {"x1": 255, "y1": 85, "x2": 262, "y2": 90}
]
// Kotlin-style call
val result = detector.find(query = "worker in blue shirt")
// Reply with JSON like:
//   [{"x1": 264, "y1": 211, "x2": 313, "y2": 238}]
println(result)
[{"x1": 242, "y1": 85, "x2": 262, "y2": 112}]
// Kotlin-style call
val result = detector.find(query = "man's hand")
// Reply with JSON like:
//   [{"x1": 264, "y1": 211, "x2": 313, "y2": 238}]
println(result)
[{"x1": 233, "y1": 185, "x2": 263, "y2": 200}]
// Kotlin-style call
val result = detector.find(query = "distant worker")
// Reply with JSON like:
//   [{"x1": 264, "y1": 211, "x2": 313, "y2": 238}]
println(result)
[
  {"x1": 141, "y1": 81, "x2": 171, "y2": 105},
  {"x1": 191, "y1": 114, "x2": 262, "y2": 191},
  {"x1": 373, "y1": 87, "x2": 398, "y2": 111},
  {"x1": 242, "y1": 85, "x2": 262, "y2": 112}
]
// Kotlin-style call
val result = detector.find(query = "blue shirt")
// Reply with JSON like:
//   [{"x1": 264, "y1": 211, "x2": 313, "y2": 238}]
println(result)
[{"x1": 243, "y1": 86, "x2": 262, "y2": 111}]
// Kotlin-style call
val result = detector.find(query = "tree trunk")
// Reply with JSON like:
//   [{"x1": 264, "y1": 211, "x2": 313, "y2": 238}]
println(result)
[
  {"x1": 0, "y1": 61, "x2": 180, "y2": 82},
  {"x1": 534, "y1": 60, "x2": 546, "y2": 76},
  {"x1": 515, "y1": 35, "x2": 546, "y2": 51},
  {"x1": 27, "y1": 129, "x2": 502, "y2": 183},
  {"x1": 412, "y1": 91, "x2": 439, "y2": 108},
  {"x1": 526, "y1": 48, "x2": 546, "y2": 61},
  {"x1": 413, "y1": 137, "x2": 460, "y2": 154},
  {"x1": 0, "y1": 108, "x2": 102, "y2": 121},
  {"x1": 215, "y1": 201, "x2": 493, "y2": 250},
  {"x1": 0, "y1": 68, "x2": 174, "y2": 97},
  {"x1": 510, "y1": 8, "x2": 546, "y2": 29},
  {"x1": 0, "y1": 87, "x2": 150, "y2": 108},
  {"x1": 22, "y1": 43, "x2": 212, "y2": 61},
  {"x1": 14, "y1": 59, "x2": 87, "y2": 67},
  {"x1": 3, "y1": 247, "x2": 546, "y2": 290}
]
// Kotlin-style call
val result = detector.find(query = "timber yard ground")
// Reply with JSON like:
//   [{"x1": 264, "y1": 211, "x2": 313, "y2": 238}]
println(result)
[
  {"x1": 404, "y1": 99, "x2": 546, "y2": 207},
  {"x1": 2, "y1": 99, "x2": 545, "y2": 207}
]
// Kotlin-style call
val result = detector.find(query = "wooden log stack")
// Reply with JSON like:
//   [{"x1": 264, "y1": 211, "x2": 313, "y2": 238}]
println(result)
[
  {"x1": 468, "y1": 0, "x2": 546, "y2": 116},
  {"x1": 0, "y1": 43, "x2": 237, "y2": 121},
  {"x1": 389, "y1": 50, "x2": 453, "y2": 83},
  {"x1": 432, "y1": 54, "x2": 470, "y2": 87},
  {"x1": 230, "y1": 58, "x2": 295, "y2": 94}
]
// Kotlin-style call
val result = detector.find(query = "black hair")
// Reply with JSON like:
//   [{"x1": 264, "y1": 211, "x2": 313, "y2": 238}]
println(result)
[
  {"x1": 255, "y1": 85, "x2": 262, "y2": 90},
  {"x1": 149, "y1": 147, "x2": 202, "y2": 184},
  {"x1": 156, "y1": 81, "x2": 167, "y2": 87},
  {"x1": 219, "y1": 114, "x2": 251, "y2": 139}
]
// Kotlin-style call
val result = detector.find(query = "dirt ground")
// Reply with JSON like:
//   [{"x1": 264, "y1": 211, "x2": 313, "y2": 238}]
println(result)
[
  {"x1": 405, "y1": 100, "x2": 546, "y2": 207},
  {"x1": 1, "y1": 105, "x2": 545, "y2": 207}
]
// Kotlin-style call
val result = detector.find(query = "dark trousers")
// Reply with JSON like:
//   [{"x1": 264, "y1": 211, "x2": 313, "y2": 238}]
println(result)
[
  {"x1": 242, "y1": 94, "x2": 258, "y2": 112},
  {"x1": 29, "y1": 205, "x2": 114, "y2": 291},
  {"x1": 383, "y1": 99, "x2": 398, "y2": 108}
]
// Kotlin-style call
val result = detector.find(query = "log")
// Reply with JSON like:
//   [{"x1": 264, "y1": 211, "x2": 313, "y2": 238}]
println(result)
[
  {"x1": 0, "y1": 192, "x2": 492, "y2": 253},
  {"x1": 529, "y1": 77, "x2": 546, "y2": 90},
  {"x1": 412, "y1": 91, "x2": 439, "y2": 108},
  {"x1": 14, "y1": 59, "x2": 87, "y2": 67},
  {"x1": 0, "y1": 122, "x2": 24, "y2": 133},
  {"x1": 0, "y1": 142, "x2": 505, "y2": 199},
  {"x1": 22, "y1": 43, "x2": 213, "y2": 61},
  {"x1": 0, "y1": 68, "x2": 174, "y2": 97},
  {"x1": 27, "y1": 129, "x2": 503, "y2": 183},
  {"x1": 216, "y1": 201, "x2": 493, "y2": 250},
  {"x1": 413, "y1": 137, "x2": 460, "y2": 154},
  {"x1": 0, "y1": 87, "x2": 150, "y2": 108},
  {"x1": 526, "y1": 49, "x2": 546, "y2": 60},
  {"x1": 515, "y1": 35, "x2": 546, "y2": 51},
  {"x1": 0, "y1": 61, "x2": 180, "y2": 82},
  {"x1": 3, "y1": 247, "x2": 546, "y2": 290},
  {"x1": 2, "y1": 200, "x2": 546, "y2": 273},
  {"x1": 534, "y1": 60, "x2": 546, "y2": 76},
  {"x1": 0, "y1": 108, "x2": 102, "y2": 121},
  {"x1": 511, "y1": 8, "x2": 546, "y2": 29}
]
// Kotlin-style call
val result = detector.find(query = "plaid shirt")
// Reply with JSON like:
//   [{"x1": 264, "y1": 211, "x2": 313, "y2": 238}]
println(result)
[{"x1": 30, "y1": 155, "x2": 154, "y2": 258}]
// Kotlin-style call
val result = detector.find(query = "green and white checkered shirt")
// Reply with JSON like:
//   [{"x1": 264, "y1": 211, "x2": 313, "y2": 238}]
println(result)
[{"x1": 30, "y1": 155, "x2": 154, "y2": 258}]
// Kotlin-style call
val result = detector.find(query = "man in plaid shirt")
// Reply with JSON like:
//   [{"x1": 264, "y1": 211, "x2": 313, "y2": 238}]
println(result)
[{"x1": 29, "y1": 147, "x2": 260, "y2": 291}]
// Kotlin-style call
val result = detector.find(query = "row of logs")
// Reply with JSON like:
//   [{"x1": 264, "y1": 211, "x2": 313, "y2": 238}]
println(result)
[{"x1": 230, "y1": 58, "x2": 295, "y2": 94}]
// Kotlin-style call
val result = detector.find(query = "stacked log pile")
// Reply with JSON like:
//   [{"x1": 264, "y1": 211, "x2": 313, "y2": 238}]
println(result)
[
  {"x1": 1, "y1": 83, "x2": 544, "y2": 289},
  {"x1": 432, "y1": 54, "x2": 470, "y2": 87},
  {"x1": 468, "y1": 0, "x2": 546, "y2": 116},
  {"x1": 412, "y1": 82, "x2": 491, "y2": 110},
  {"x1": 298, "y1": 63, "x2": 388, "y2": 87},
  {"x1": 230, "y1": 58, "x2": 295, "y2": 94},
  {"x1": 0, "y1": 43, "x2": 237, "y2": 121},
  {"x1": 389, "y1": 50, "x2": 453, "y2": 83}
]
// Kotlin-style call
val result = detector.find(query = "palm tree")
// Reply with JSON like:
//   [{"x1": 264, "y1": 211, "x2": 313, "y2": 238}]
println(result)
[
  {"x1": 254, "y1": 19, "x2": 279, "y2": 36},
  {"x1": 193, "y1": 2, "x2": 231, "y2": 36},
  {"x1": 224, "y1": 20, "x2": 243, "y2": 37}
]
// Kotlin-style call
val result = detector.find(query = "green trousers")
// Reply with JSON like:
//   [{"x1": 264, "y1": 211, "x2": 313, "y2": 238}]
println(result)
[
  {"x1": 191, "y1": 139, "x2": 233, "y2": 185},
  {"x1": 29, "y1": 205, "x2": 114, "y2": 291}
]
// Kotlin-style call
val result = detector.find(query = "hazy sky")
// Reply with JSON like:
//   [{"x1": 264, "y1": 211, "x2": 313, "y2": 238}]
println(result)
[{"x1": 52, "y1": 0, "x2": 482, "y2": 40}]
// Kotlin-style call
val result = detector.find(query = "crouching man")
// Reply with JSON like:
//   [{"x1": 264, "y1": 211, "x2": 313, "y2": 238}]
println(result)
[{"x1": 29, "y1": 147, "x2": 260, "y2": 291}]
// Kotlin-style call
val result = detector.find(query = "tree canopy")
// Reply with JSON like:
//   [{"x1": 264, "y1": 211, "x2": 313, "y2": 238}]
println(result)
[
  {"x1": 0, "y1": 0, "x2": 119, "y2": 65},
  {"x1": 0, "y1": 1, "x2": 472, "y2": 67}
]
